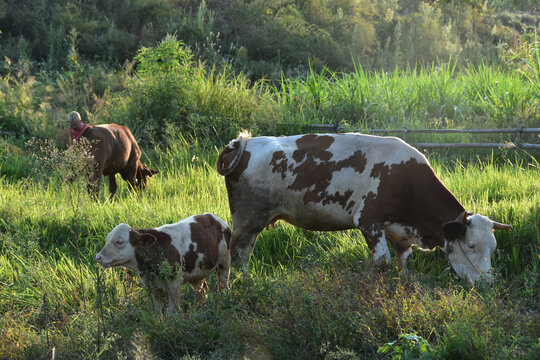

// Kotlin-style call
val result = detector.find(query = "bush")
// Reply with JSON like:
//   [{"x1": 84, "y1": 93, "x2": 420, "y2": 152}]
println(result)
[{"x1": 100, "y1": 35, "x2": 278, "y2": 145}]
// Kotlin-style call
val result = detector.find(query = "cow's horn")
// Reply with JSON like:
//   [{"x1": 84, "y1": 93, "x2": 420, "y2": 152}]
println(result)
[{"x1": 492, "y1": 221, "x2": 511, "y2": 230}]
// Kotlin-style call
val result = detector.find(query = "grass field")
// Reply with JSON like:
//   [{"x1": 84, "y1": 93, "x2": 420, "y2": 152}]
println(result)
[{"x1": 0, "y1": 137, "x2": 538, "y2": 359}]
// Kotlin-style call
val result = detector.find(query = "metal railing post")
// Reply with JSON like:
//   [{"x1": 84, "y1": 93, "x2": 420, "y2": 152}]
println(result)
[{"x1": 403, "y1": 125, "x2": 408, "y2": 142}]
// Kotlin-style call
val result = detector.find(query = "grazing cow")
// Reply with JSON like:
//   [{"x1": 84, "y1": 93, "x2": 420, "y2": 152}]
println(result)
[
  {"x1": 96, "y1": 213, "x2": 231, "y2": 313},
  {"x1": 77, "y1": 123, "x2": 158, "y2": 198},
  {"x1": 217, "y1": 132, "x2": 511, "y2": 284}
]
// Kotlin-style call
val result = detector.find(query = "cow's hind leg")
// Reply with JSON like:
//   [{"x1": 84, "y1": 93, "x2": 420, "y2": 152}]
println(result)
[
  {"x1": 230, "y1": 223, "x2": 266, "y2": 267},
  {"x1": 360, "y1": 225, "x2": 392, "y2": 270}
]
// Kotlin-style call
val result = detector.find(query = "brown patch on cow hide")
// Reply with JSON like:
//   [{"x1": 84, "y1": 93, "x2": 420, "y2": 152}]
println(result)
[
  {"x1": 270, "y1": 151, "x2": 289, "y2": 179},
  {"x1": 287, "y1": 135, "x2": 368, "y2": 209},
  {"x1": 359, "y1": 158, "x2": 464, "y2": 249},
  {"x1": 227, "y1": 150, "x2": 251, "y2": 182},
  {"x1": 185, "y1": 214, "x2": 222, "y2": 273},
  {"x1": 183, "y1": 244, "x2": 199, "y2": 273},
  {"x1": 292, "y1": 134, "x2": 334, "y2": 162},
  {"x1": 217, "y1": 141, "x2": 240, "y2": 175},
  {"x1": 129, "y1": 229, "x2": 181, "y2": 279}
]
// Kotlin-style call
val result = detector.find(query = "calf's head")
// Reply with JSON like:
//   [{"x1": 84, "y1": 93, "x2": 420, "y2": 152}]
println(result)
[
  {"x1": 96, "y1": 223, "x2": 136, "y2": 269},
  {"x1": 443, "y1": 212, "x2": 511, "y2": 284}
]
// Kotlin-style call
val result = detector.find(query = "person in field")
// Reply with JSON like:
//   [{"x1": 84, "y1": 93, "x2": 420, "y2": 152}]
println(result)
[{"x1": 61, "y1": 111, "x2": 89, "y2": 144}]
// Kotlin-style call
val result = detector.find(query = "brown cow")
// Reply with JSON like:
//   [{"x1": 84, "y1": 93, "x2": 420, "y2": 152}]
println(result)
[
  {"x1": 217, "y1": 132, "x2": 511, "y2": 284},
  {"x1": 76, "y1": 123, "x2": 158, "y2": 198},
  {"x1": 96, "y1": 213, "x2": 232, "y2": 313}
]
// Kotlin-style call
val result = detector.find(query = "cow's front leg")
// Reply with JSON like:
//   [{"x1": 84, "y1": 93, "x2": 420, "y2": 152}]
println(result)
[
  {"x1": 362, "y1": 226, "x2": 392, "y2": 270},
  {"x1": 108, "y1": 175, "x2": 118, "y2": 199},
  {"x1": 217, "y1": 263, "x2": 231, "y2": 292},
  {"x1": 230, "y1": 225, "x2": 265, "y2": 267}
]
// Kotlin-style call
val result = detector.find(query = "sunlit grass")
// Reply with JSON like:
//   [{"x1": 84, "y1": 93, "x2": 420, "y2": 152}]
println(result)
[
  {"x1": 0, "y1": 139, "x2": 538, "y2": 358},
  {"x1": 278, "y1": 62, "x2": 538, "y2": 131}
]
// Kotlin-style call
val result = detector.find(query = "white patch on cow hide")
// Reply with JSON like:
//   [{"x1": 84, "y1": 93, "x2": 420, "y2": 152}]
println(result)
[
  {"x1": 157, "y1": 218, "x2": 197, "y2": 256},
  {"x1": 385, "y1": 223, "x2": 424, "y2": 248}
]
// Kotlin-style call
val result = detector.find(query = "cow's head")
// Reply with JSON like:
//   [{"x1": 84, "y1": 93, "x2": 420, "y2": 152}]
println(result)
[
  {"x1": 135, "y1": 164, "x2": 159, "y2": 189},
  {"x1": 442, "y1": 212, "x2": 511, "y2": 284},
  {"x1": 96, "y1": 223, "x2": 136, "y2": 270}
]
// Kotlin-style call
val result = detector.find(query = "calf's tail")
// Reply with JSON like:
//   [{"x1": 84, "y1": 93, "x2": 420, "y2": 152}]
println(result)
[{"x1": 217, "y1": 131, "x2": 250, "y2": 176}]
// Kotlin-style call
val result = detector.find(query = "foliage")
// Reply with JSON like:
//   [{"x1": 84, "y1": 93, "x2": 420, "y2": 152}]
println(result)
[
  {"x1": 98, "y1": 36, "x2": 278, "y2": 145},
  {"x1": 378, "y1": 333, "x2": 439, "y2": 359},
  {"x1": 277, "y1": 61, "x2": 538, "y2": 130},
  {"x1": 0, "y1": 0, "x2": 536, "y2": 78}
]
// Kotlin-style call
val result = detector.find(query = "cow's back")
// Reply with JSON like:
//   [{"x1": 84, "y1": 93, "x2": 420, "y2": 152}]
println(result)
[
  {"x1": 158, "y1": 213, "x2": 230, "y2": 281},
  {"x1": 223, "y1": 133, "x2": 430, "y2": 231},
  {"x1": 83, "y1": 124, "x2": 140, "y2": 174}
]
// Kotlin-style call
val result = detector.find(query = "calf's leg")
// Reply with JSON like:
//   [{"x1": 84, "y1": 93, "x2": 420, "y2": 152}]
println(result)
[
  {"x1": 395, "y1": 248, "x2": 413, "y2": 275},
  {"x1": 164, "y1": 278, "x2": 182, "y2": 314}
]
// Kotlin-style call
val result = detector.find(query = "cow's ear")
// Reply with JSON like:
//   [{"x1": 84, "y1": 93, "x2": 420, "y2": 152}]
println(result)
[
  {"x1": 442, "y1": 221, "x2": 467, "y2": 241},
  {"x1": 129, "y1": 229, "x2": 143, "y2": 245},
  {"x1": 141, "y1": 166, "x2": 159, "y2": 177}
]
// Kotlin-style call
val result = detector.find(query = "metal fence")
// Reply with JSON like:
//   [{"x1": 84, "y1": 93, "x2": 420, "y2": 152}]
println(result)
[{"x1": 311, "y1": 122, "x2": 540, "y2": 151}]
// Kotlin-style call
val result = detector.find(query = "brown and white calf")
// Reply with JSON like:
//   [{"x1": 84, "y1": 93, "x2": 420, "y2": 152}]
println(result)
[
  {"x1": 96, "y1": 213, "x2": 231, "y2": 312},
  {"x1": 217, "y1": 132, "x2": 511, "y2": 284}
]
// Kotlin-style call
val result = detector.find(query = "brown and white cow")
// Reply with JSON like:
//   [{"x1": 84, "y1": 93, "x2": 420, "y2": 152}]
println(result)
[
  {"x1": 217, "y1": 132, "x2": 511, "y2": 284},
  {"x1": 78, "y1": 123, "x2": 158, "y2": 198},
  {"x1": 96, "y1": 213, "x2": 231, "y2": 312}
]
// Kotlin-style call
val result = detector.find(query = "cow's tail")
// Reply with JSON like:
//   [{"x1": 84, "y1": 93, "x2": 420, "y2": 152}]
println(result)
[{"x1": 217, "y1": 131, "x2": 251, "y2": 176}]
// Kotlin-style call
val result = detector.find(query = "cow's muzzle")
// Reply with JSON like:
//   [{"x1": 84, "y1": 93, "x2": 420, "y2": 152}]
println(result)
[{"x1": 95, "y1": 254, "x2": 111, "y2": 268}]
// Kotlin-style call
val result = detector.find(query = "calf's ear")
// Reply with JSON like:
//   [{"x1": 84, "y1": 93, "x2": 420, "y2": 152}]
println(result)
[
  {"x1": 442, "y1": 221, "x2": 467, "y2": 241},
  {"x1": 129, "y1": 229, "x2": 143, "y2": 245}
]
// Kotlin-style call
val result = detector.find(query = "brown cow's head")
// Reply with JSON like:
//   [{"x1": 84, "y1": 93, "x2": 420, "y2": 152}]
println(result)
[{"x1": 135, "y1": 164, "x2": 159, "y2": 189}]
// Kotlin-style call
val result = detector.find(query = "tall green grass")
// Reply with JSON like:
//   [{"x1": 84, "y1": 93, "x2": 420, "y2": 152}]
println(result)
[
  {"x1": 278, "y1": 61, "x2": 538, "y2": 131},
  {"x1": 2, "y1": 38, "x2": 538, "y2": 145},
  {"x1": 0, "y1": 141, "x2": 538, "y2": 358}
]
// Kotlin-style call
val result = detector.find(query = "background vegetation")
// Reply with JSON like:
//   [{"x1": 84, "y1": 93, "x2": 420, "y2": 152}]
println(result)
[{"x1": 0, "y1": 0, "x2": 539, "y2": 359}]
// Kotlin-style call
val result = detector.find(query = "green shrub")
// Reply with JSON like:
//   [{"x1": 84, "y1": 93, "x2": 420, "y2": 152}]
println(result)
[{"x1": 99, "y1": 35, "x2": 278, "y2": 145}]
